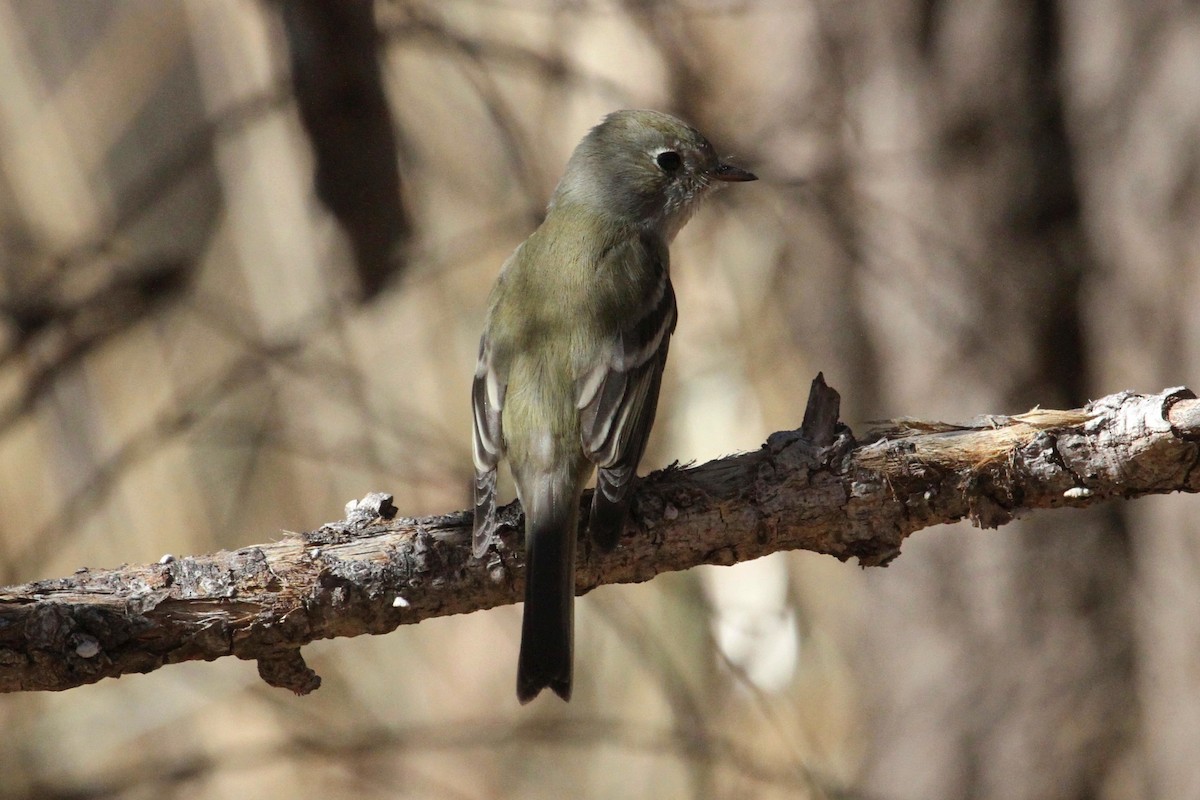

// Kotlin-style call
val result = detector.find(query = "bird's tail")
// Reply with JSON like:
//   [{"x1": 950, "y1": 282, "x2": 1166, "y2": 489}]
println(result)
[{"x1": 516, "y1": 476, "x2": 578, "y2": 703}]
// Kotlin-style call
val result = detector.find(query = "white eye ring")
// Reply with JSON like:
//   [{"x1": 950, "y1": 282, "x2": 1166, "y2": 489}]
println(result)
[
  {"x1": 653, "y1": 148, "x2": 683, "y2": 172},
  {"x1": 657, "y1": 153, "x2": 686, "y2": 173}
]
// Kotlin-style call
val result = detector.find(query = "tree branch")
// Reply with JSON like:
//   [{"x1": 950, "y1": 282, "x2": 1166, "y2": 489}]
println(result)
[{"x1": 2, "y1": 379, "x2": 1197, "y2": 694}]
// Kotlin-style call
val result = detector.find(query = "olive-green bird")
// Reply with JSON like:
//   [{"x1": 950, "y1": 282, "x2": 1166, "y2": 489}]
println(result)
[{"x1": 472, "y1": 109, "x2": 756, "y2": 703}]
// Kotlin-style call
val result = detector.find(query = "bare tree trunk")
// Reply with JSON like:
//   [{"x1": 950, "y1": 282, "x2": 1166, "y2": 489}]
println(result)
[
  {"x1": 846, "y1": 2, "x2": 1135, "y2": 797},
  {"x1": 1061, "y1": 1, "x2": 1200, "y2": 795}
]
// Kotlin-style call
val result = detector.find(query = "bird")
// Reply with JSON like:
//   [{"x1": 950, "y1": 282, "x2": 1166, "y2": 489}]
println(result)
[{"x1": 471, "y1": 109, "x2": 757, "y2": 703}]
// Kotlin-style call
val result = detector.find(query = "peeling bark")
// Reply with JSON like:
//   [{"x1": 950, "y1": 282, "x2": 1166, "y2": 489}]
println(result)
[{"x1": 0, "y1": 381, "x2": 1195, "y2": 694}]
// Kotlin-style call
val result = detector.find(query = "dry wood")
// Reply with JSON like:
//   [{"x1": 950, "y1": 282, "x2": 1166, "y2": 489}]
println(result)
[{"x1": 1, "y1": 377, "x2": 1196, "y2": 694}]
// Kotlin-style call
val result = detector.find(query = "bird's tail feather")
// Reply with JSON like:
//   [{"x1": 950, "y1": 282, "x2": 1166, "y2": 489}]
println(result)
[{"x1": 516, "y1": 477, "x2": 577, "y2": 703}]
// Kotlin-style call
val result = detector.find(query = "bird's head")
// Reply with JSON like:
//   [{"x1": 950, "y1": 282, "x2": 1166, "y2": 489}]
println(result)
[{"x1": 552, "y1": 109, "x2": 756, "y2": 240}]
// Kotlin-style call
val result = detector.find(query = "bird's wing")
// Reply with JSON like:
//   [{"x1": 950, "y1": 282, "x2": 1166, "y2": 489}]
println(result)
[
  {"x1": 577, "y1": 238, "x2": 677, "y2": 549},
  {"x1": 472, "y1": 330, "x2": 507, "y2": 557}
]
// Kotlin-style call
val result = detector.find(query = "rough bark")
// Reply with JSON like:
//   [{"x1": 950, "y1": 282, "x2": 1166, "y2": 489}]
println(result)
[{"x1": 0, "y1": 380, "x2": 1196, "y2": 695}]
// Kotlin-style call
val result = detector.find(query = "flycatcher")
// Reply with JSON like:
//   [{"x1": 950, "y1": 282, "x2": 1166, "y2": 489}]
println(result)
[{"x1": 472, "y1": 109, "x2": 756, "y2": 703}]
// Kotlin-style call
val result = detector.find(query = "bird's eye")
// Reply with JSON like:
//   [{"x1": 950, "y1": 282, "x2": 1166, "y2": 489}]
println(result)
[{"x1": 656, "y1": 151, "x2": 682, "y2": 172}]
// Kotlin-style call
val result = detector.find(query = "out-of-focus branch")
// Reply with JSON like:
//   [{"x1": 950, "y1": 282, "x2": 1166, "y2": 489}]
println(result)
[
  {"x1": 1, "y1": 379, "x2": 1196, "y2": 695},
  {"x1": 280, "y1": 0, "x2": 410, "y2": 299}
]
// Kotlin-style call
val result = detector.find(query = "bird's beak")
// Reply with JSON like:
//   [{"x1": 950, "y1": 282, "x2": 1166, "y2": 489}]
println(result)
[{"x1": 713, "y1": 163, "x2": 757, "y2": 182}]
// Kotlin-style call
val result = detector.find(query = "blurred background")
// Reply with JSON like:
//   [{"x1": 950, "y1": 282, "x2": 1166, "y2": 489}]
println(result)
[{"x1": 0, "y1": 0, "x2": 1198, "y2": 797}]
